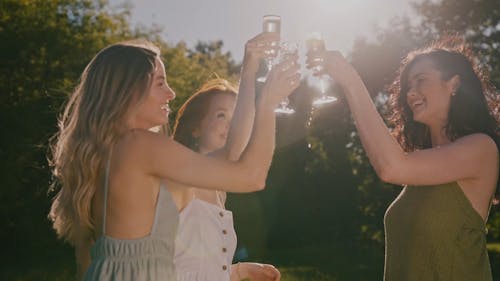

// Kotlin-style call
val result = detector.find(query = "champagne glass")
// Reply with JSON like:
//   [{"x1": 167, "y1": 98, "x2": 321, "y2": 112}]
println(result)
[
  {"x1": 306, "y1": 32, "x2": 337, "y2": 106},
  {"x1": 274, "y1": 42, "x2": 298, "y2": 115},
  {"x1": 256, "y1": 15, "x2": 281, "y2": 83}
]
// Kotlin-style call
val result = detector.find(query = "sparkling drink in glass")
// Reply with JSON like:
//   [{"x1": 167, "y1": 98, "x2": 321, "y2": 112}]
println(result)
[
  {"x1": 257, "y1": 15, "x2": 281, "y2": 83},
  {"x1": 306, "y1": 32, "x2": 337, "y2": 106},
  {"x1": 274, "y1": 42, "x2": 298, "y2": 115}
]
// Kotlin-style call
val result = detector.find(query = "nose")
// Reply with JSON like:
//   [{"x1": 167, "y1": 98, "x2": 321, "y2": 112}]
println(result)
[
  {"x1": 406, "y1": 86, "x2": 418, "y2": 99},
  {"x1": 165, "y1": 86, "x2": 176, "y2": 101}
]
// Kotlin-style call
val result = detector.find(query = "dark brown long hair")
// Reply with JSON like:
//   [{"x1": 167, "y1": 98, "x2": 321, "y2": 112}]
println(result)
[
  {"x1": 388, "y1": 35, "x2": 500, "y2": 198},
  {"x1": 173, "y1": 78, "x2": 237, "y2": 151}
]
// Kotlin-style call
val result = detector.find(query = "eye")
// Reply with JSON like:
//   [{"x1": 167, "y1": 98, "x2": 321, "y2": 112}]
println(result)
[
  {"x1": 417, "y1": 77, "x2": 426, "y2": 84},
  {"x1": 157, "y1": 79, "x2": 168, "y2": 87},
  {"x1": 408, "y1": 77, "x2": 426, "y2": 92},
  {"x1": 217, "y1": 112, "x2": 226, "y2": 119}
]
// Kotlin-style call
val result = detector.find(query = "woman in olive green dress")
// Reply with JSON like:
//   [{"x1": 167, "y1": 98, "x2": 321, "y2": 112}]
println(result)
[{"x1": 307, "y1": 36, "x2": 499, "y2": 280}]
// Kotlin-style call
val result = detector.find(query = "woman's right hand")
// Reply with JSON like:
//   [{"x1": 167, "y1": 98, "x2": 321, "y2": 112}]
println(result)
[
  {"x1": 305, "y1": 50, "x2": 362, "y2": 93},
  {"x1": 259, "y1": 52, "x2": 301, "y2": 107},
  {"x1": 243, "y1": 32, "x2": 280, "y2": 74}
]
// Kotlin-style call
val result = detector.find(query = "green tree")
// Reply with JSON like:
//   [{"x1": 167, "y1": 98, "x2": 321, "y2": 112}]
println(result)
[
  {"x1": 0, "y1": 0, "x2": 239, "y2": 279},
  {"x1": 414, "y1": 0, "x2": 500, "y2": 86},
  {"x1": 0, "y1": 1, "x2": 140, "y2": 273}
]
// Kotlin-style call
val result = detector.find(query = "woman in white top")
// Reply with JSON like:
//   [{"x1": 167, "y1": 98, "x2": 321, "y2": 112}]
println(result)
[{"x1": 169, "y1": 32, "x2": 296, "y2": 281}]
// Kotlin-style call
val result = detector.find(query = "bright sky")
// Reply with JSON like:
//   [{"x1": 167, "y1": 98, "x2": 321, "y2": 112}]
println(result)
[{"x1": 109, "y1": 0, "x2": 419, "y2": 62}]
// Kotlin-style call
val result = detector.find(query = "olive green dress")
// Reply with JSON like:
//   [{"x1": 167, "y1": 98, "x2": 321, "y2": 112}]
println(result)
[{"x1": 384, "y1": 182, "x2": 492, "y2": 281}]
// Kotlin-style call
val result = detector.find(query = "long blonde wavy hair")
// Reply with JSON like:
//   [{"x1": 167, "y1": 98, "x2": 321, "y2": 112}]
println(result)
[{"x1": 49, "y1": 40, "x2": 161, "y2": 245}]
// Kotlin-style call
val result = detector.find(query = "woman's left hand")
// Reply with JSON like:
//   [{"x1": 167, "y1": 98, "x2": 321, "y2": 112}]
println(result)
[{"x1": 236, "y1": 262, "x2": 281, "y2": 281}]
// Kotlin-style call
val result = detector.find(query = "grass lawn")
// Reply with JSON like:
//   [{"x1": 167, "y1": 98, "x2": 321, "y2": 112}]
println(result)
[{"x1": 2, "y1": 245, "x2": 500, "y2": 281}]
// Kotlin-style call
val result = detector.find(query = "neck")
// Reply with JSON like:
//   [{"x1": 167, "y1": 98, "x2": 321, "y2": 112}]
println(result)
[
  {"x1": 429, "y1": 124, "x2": 450, "y2": 147},
  {"x1": 126, "y1": 116, "x2": 156, "y2": 131}
]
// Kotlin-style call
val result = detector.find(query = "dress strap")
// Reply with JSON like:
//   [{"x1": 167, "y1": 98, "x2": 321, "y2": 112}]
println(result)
[
  {"x1": 102, "y1": 152, "x2": 112, "y2": 236},
  {"x1": 215, "y1": 190, "x2": 226, "y2": 208}
]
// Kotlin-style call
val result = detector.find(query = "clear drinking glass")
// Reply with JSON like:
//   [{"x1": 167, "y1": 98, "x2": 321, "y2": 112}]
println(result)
[
  {"x1": 306, "y1": 32, "x2": 337, "y2": 106},
  {"x1": 274, "y1": 42, "x2": 298, "y2": 115},
  {"x1": 256, "y1": 15, "x2": 281, "y2": 83}
]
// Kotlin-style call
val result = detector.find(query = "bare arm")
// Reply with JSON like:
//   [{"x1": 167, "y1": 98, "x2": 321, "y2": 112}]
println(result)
[
  {"x1": 212, "y1": 32, "x2": 279, "y2": 161},
  {"x1": 307, "y1": 51, "x2": 498, "y2": 186},
  {"x1": 230, "y1": 262, "x2": 281, "y2": 281},
  {"x1": 131, "y1": 56, "x2": 300, "y2": 193},
  {"x1": 345, "y1": 79, "x2": 497, "y2": 185}
]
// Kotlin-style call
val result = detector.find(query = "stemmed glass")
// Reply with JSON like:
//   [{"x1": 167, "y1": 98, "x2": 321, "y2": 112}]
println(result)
[
  {"x1": 256, "y1": 15, "x2": 281, "y2": 83},
  {"x1": 306, "y1": 32, "x2": 337, "y2": 106},
  {"x1": 274, "y1": 42, "x2": 298, "y2": 115}
]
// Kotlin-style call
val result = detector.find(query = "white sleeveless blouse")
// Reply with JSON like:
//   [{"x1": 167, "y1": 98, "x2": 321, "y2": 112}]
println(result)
[{"x1": 174, "y1": 198, "x2": 237, "y2": 281}]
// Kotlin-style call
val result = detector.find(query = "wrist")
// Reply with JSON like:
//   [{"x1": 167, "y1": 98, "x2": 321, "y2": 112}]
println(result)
[
  {"x1": 241, "y1": 63, "x2": 259, "y2": 76},
  {"x1": 341, "y1": 74, "x2": 364, "y2": 96},
  {"x1": 234, "y1": 262, "x2": 247, "y2": 280},
  {"x1": 256, "y1": 94, "x2": 277, "y2": 112},
  {"x1": 242, "y1": 53, "x2": 260, "y2": 74},
  {"x1": 241, "y1": 66, "x2": 258, "y2": 79}
]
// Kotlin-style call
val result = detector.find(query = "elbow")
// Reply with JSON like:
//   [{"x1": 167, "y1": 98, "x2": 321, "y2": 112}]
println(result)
[
  {"x1": 249, "y1": 171, "x2": 267, "y2": 191},
  {"x1": 254, "y1": 176, "x2": 267, "y2": 191},
  {"x1": 373, "y1": 160, "x2": 399, "y2": 184},
  {"x1": 243, "y1": 167, "x2": 268, "y2": 192},
  {"x1": 376, "y1": 165, "x2": 393, "y2": 183}
]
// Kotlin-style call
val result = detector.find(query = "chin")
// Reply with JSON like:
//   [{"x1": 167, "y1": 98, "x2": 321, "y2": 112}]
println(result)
[{"x1": 412, "y1": 115, "x2": 430, "y2": 126}]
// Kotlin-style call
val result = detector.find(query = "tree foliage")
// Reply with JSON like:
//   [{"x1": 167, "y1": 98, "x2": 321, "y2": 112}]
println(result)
[
  {"x1": 0, "y1": 1, "x2": 238, "y2": 278},
  {"x1": 1, "y1": 0, "x2": 500, "y2": 280}
]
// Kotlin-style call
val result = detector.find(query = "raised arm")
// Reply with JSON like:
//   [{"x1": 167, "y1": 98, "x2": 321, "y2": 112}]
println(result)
[
  {"x1": 306, "y1": 50, "x2": 498, "y2": 186},
  {"x1": 131, "y1": 55, "x2": 300, "y2": 193},
  {"x1": 217, "y1": 32, "x2": 279, "y2": 161}
]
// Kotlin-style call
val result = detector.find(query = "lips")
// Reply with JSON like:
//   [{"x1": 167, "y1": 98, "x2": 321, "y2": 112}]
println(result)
[
  {"x1": 410, "y1": 99, "x2": 425, "y2": 112},
  {"x1": 160, "y1": 104, "x2": 170, "y2": 114}
]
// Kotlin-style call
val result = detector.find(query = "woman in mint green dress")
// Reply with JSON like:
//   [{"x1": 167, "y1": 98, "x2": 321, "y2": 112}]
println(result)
[
  {"x1": 307, "y1": 36, "x2": 499, "y2": 280},
  {"x1": 48, "y1": 38, "x2": 300, "y2": 280}
]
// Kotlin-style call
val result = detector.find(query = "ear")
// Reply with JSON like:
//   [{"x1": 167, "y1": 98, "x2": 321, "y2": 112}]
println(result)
[{"x1": 448, "y1": 75, "x2": 460, "y2": 94}]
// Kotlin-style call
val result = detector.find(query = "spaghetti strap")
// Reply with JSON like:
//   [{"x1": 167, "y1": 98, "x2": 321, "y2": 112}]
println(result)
[
  {"x1": 215, "y1": 190, "x2": 225, "y2": 208},
  {"x1": 84, "y1": 160, "x2": 179, "y2": 281},
  {"x1": 102, "y1": 153, "x2": 112, "y2": 236}
]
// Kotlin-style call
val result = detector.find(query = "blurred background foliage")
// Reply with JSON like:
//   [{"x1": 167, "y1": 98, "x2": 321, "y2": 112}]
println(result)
[{"x1": 0, "y1": 0, "x2": 499, "y2": 280}]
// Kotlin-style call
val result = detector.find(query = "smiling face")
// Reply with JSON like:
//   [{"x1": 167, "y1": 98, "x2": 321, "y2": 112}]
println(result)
[
  {"x1": 405, "y1": 58, "x2": 457, "y2": 127},
  {"x1": 128, "y1": 58, "x2": 176, "y2": 130},
  {"x1": 193, "y1": 93, "x2": 236, "y2": 154}
]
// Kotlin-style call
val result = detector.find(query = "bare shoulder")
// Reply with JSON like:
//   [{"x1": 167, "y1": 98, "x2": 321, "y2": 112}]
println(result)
[
  {"x1": 117, "y1": 129, "x2": 177, "y2": 154},
  {"x1": 113, "y1": 129, "x2": 171, "y2": 170},
  {"x1": 455, "y1": 133, "x2": 498, "y2": 154},
  {"x1": 454, "y1": 133, "x2": 499, "y2": 176},
  {"x1": 120, "y1": 129, "x2": 169, "y2": 146}
]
